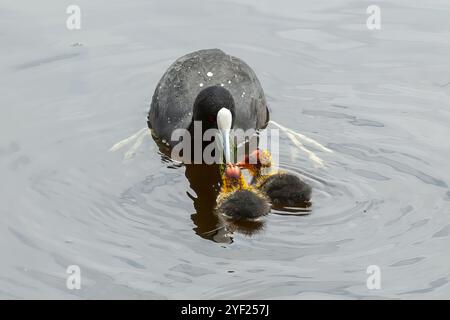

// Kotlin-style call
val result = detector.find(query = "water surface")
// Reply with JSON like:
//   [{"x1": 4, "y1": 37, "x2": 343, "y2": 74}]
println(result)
[{"x1": 1, "y1": 0, "x2": 450, "y2": 299}]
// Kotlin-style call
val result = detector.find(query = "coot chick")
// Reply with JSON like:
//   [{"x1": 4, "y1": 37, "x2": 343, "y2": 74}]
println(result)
[
  {"x1": 216, "y1": 164, "x2": 270, "y2": 220},
  {"x1": 258, "y1": 172, "x2": 312, "y2": 207},
  {"x1": 237, "y1": 150, "x2": 312, "y2": 207}
]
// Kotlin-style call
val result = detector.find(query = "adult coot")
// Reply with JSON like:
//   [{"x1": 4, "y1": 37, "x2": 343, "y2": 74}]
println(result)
[{"x1": 147, "y1": 49, "x2": 269, "y2": 163}]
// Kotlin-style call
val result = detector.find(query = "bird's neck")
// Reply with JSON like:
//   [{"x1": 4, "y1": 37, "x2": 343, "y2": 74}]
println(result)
[{"x1": 221, "y1": 174, "x2": 248, "y2": 194}]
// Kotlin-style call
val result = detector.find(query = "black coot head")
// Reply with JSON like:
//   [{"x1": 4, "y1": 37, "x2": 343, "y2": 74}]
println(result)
[
  {"x1": 217, "y1": 189, "x2": 270, "y2": 220},
  {"x1": 193, "y1": 86, "x2": 236, "y2": 131},
  {"x1": 259, "y1": 173, "x2": 312, "y2": 207}
]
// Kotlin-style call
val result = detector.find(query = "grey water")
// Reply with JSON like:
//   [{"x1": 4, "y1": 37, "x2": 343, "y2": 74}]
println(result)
[{"x1": 1, "y1": 0, "x2": 450, "y2": 299}]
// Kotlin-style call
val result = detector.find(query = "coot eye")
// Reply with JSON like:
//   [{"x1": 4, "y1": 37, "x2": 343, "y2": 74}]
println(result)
[{"x1": 208, "y1": 115, "x2": 216, "y2": 123}]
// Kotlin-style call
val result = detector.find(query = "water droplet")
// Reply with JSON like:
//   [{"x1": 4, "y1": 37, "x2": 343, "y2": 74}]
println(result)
[
  {"x1": 228, "y1": 80, "x2": 231, "y2": 84},
  {"x1": 199, "y1": 83, "x2": 204, "y2": 87},
  {"x1": 207, "y1": 71, "x2": 213, "y2": 77},
  {"x1": 220, "y1": 83, "x2": 224, "y2": 87}
]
